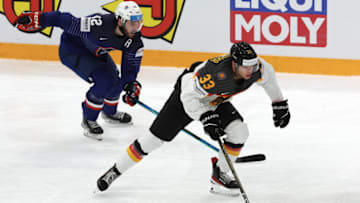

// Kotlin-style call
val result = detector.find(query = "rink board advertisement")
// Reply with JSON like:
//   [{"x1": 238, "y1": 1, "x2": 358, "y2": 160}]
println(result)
[
  {"x1": 1, "y1": 0, "x2": 61, "y2": 37},
  {"x1": 0, "y1": 0, "x2": 360, "y2": 75},
  {"x1": 0, "y1": 0, "x2": 185, "y2": 42},
  {"x1": 230, "y1": 0, "x2": 327, "y2": 47}
]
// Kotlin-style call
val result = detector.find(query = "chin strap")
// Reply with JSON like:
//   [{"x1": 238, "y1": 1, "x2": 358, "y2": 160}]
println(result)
[{"x1": 115, "y1": 16, "x2": 127, "y2": 36}]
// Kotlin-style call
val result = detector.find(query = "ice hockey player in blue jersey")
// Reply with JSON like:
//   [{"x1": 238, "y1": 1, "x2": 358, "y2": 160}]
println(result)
[{"x1": 15, "y1": 1, "x2": 145, "y2": 141}]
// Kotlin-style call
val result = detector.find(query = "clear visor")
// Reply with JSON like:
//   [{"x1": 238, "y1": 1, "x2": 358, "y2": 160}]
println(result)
[
  {"x1": 129, "y1": 14, "x2": 143, "y2": 32},
  {"x1": 130, "y1": 14, "x2": 142, "y2": 21},
  {"x1": 241, "y1": 58, "x2": 259, "y2": 72}
]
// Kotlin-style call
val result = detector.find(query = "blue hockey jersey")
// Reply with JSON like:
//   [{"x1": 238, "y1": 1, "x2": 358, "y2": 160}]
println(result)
[{"x1": 40, "y1": 11, "x2": 144, "y2": 84}]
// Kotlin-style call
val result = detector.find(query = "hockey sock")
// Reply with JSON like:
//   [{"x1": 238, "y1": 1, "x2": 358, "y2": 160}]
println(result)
[
  {"x1": 115, "y1": 133, "x2": 164, "y2": 173},
  {"x1": 217, "y1": 141, "x2": 243, "y2": 173},
  {"x1": 115, "y1": 140, "x2": 147, "y2": 173},
  {"x1": 102, "y1": 97, "x2": 120, "y2": 115},
  {"x1": 82, "y1": 91, "x2": 104, "y2": 121}
]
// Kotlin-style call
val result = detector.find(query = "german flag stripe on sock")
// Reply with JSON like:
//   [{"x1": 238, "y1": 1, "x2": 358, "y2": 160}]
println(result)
[
  {"x1": 126, "y1": 144, "x2": 143, "y2": 162},
  {"x1": 224, "y1": 144, "x2": 242, "y2": 156}
]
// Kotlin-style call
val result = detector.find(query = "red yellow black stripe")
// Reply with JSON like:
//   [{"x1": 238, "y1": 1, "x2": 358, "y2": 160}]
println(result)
[
  {"x1": 126, "y1": 144, "x2": 143, "y2": 162},
  {"x1": 224, "y1": 144, "x2": 242, "y2": 156}
]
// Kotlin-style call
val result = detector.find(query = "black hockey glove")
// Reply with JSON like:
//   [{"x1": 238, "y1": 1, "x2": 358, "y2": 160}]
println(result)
[
  {"x1": 15, "y1": 11, "x2": 42, "y2": 33},
  {"x1": 200, "y1": 111, "x2": 226, "y2": 140},
  {"x1": 272, "y1": 100, "x2": 290, "y2": 128},
  {"x1": 122, "y1": 81, "x2": 142, "y2": 106}
]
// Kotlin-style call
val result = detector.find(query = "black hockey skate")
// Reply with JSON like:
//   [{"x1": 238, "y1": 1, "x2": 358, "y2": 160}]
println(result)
[
  {"x1": 81, "y1": 118, "x2": 103, "y2": 141},
  {"x1": 101, "y1": 111, "x2": 132, "y2": 124},
  {"x1": 97, "y1": 164, "x2": 121, "y2": 192},
  {"x1": 210, "y1": 157, "x2": 240, "y2": 196}
]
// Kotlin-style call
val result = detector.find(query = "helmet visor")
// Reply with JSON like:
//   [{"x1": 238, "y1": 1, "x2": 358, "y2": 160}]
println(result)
[
  {"x1": 242, "y1": 58, "x2": 259, "y2": 72},
  {"x1": 130, "y1": 14, "x2": 143, "y2": 21},
  {"x1": 129, "y1": 14, "x2": 143, "y2": 32},
  {"x1": 242, "y1": 57, "x2": 258, "y2": 66}
]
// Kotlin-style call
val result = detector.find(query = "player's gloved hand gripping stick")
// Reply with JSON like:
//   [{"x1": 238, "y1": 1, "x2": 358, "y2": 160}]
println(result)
[
  {"x1": 123, "y1": 81, "x2": 142, "y2": 106},
  {"x1": 200, "y1": 111, "x2": 226, "y2": 140}
]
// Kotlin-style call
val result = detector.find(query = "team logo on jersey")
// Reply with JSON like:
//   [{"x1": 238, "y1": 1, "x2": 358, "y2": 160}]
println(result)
[
  {"x1": 102, "y1": 0, "x2": 185, "y2": 43},
  {"x1": 217, "y1": 72, "x2": 226, "y2": 80},
  {"x1": 0, "y1": 0, "x2": 62, "y2": 37}
]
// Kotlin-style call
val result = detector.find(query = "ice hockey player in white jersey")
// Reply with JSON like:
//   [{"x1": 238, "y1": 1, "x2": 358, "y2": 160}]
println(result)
[{"x1": 95, "y1": 41, "x2": 291, "y2": 196}]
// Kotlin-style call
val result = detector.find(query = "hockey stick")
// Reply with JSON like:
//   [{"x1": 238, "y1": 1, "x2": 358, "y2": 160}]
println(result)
[
  {"x1": 136, "y1": 100, "x2": 218, "y2": 151},
  {"x1": 235, "y1": 153, "x2": 266, "y2": 163},
  {"x1": 217, "y1": 137, "x2": 250, "y2": 203},
  {"x1": 137, "y1": 100, "x2": 266, "y2": 163}
]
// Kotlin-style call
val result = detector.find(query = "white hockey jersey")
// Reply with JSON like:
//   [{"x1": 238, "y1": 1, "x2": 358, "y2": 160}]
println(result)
[{"x1": 180, "y1": 55, "x2": 284, "y2": 120}]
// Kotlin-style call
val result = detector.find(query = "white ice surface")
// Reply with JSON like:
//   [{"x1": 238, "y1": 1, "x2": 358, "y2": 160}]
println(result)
[{"x1": 0, "y1": 59, "x2": 360, "y2": 203}]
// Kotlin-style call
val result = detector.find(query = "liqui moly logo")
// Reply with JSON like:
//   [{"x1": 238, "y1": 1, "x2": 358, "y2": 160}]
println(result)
[{"x1": 230, "y1": 0, "x2": 327, "y2": 47}]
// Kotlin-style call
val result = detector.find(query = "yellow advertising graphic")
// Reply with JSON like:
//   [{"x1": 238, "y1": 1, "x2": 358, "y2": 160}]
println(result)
[
  {"x1": 0, "y1": 0, "x2": 62, "y2": 37},
  {"x1": 102, "y1": 0, "x2": 185, "y2": 43},
  {"x1": 0, "y1": 0, "x2": 185, "y2": 42}
]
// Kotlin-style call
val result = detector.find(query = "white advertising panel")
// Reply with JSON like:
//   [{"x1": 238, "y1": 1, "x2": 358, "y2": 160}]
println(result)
[{"x1": 0, "y1": 0, "x2": 359, "y2": 59}]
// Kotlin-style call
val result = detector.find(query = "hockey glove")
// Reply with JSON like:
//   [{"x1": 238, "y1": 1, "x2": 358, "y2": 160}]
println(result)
[
  {"x1": 122, "y1": 81, "x2": 142, "y2": 106},
  {"x1": 272, "y1": 100, "x2": 290, "y2": 128},
  {"x1": 200, "y1": 111, "x2": 226, "y2": 140},
  {"x1": 15, "y1": 11, "x2": 42, "y2": 33}
]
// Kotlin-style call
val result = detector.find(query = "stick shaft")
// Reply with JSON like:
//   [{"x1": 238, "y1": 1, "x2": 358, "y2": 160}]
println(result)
[
  {"x1": 137, "y1": 100, "x2": 219, "y2": 152},
  {"x1": 217, "y1": 138, "x2": 250, "y2": 202}
]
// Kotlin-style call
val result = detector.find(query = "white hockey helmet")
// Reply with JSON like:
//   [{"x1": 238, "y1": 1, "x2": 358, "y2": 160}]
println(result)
[{"x1": 115, "y1": 1, "x2": 143, "y2": 24}]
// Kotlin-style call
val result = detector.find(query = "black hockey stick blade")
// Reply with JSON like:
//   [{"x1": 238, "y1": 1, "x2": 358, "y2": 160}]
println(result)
[{"x1": 235, "y1": 154, "x2": 266, "y2": 163}]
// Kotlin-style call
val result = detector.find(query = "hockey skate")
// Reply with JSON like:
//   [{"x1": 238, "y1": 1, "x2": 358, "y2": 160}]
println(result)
[
  {"x1": 97, "y1": 164, "x2": 121, "y2": 192},
  {"x1": 81, "y1": 118, "x2": 103, "y2": 141},
  {"x1": 101, "y1": 111, "x2": 132, "y2": 124},
  {"x1": 210, "y1": 157, "x2": 240, "y2": 196}
]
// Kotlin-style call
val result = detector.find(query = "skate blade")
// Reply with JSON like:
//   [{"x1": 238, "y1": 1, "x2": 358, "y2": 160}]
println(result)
[
  {"x1": 93, "y1": 188, "x2": 101, "y2": 194},
  {"x1": 83, "y1": 130, "x2": 103, "y2": 141},
  {"x1": 103, "y1": 120, "x2": 134, "y2": 126},
  {"x1": 210, "y1": 180, "x2": 240, "y2": 197}
]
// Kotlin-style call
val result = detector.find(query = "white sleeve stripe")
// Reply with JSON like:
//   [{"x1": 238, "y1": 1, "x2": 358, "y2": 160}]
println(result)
[
  {"x1": 85, "y1": 98, "x2": 104, "y2": 109},
  {"x1": 104, "y1": 98, "x2": 119, "y2": 104},
  {"x1": 80, "y1": 17, "x2": 91, "y2": 32},
  {"x1": 135, "y1": 48, "x2": 144, "y2": 57},
  {"x1": 194, "y1": 77, "x2": 208, "y2": 96}
]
